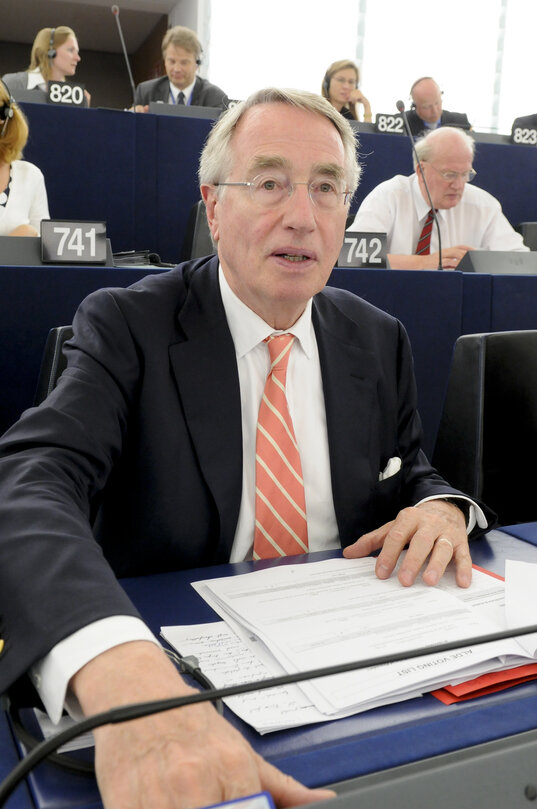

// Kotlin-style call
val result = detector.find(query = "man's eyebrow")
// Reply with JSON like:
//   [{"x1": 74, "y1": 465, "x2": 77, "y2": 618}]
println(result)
[
  {"x1": 249, "y1": 155, "x2": 289, "y2": 173},
  {"x1": 248, "y1": 156, "x2": 345, "y2": 182},
  {"x1": 313, "y1": 163, "x2": 346, "y2": 182}
]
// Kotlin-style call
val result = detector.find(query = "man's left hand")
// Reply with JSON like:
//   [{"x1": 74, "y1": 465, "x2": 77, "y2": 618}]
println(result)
[{"x1": 343, "y1": 500, "x2": 470, "y2": 587}]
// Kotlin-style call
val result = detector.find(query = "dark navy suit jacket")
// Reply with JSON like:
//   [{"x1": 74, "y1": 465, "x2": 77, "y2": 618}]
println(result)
[
  {"x1": 0, "y1": 257, "x2": 491, "y2": 695},
  {"x1": 133, "y1": 75, "x2": 228, "y2": 108},
  {"x1": 406, "y1": 108, "x2": 472, "y2": 137}
]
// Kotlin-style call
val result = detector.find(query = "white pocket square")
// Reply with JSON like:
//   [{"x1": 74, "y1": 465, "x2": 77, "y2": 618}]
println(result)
[{"x1": 378, "y1": 456, "x2": 402, "y2": 481}]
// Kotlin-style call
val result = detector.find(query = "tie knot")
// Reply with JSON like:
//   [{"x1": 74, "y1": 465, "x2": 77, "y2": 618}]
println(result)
[
  {"x1": 177, "y1": 91, "x2": 185, "y2": 104},
  {"x1": 265, "y1": 333, "x2": 294, "y2": 370}
]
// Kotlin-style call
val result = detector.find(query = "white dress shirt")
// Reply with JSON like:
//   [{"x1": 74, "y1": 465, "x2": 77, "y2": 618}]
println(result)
[
  {"x1": 348, "y1": 173, "x2": 528, "y2": 257},
  {"x1": 219, "y1": 266, "x2": 339, "y2": 561},
  {"x1": 32, "y1": 262, "x2": 486, "y2": 722},
  {"x1": 169, "y1": 78, "x2": 195, "y2": 105}
]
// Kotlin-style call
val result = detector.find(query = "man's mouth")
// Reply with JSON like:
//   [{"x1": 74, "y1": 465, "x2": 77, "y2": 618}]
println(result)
[{"x1": 280, "y1": 254, "x2": 309, "y2": 262}]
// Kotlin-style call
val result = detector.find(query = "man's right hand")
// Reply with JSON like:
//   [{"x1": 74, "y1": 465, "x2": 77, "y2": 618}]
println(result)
[
  {"x1": 388, "y1": 245, "x2": 473, "y2": 270},
  {"x1": 70, "y1": 641, "x2": 335, "y2": 809}
]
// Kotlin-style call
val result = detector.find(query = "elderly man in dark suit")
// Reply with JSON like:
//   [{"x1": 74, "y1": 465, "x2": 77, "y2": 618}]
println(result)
[
  {"x1": 133, "y1": 25, "x2": 228, "y2": 112},
  {"x1": 0, "y1": 87, "x2": 491, "y2": 809},
  {"x1": 406, "y1": 76, "x2": 471, "y2": 137}
]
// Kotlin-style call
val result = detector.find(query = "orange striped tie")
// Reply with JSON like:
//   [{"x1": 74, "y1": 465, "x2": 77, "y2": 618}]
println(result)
[{"x1": 253, "y1": 334, "x2": 308, "y2": 559}]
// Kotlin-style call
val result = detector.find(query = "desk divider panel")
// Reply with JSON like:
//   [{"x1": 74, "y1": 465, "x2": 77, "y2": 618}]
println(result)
[
  {"x1": 329, "y1": 269, "x2": 465, "y2": 458},
  {"x1": 0, "y1": 266, "x2": 164, "y2": 437},
  {"x1": 22, "y1": 104, "x2": 138, "y2": 255},
  {"x1": 17, "y1": 105, "x2": 537, "y2": 264},
  {"x1": 490, "y1": 275, "x2": 537, "y2": 331}
]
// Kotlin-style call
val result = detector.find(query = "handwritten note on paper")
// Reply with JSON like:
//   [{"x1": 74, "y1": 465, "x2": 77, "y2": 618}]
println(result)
[{"x1": 161, "y1": 622, "x2": 330, "y2": 733}]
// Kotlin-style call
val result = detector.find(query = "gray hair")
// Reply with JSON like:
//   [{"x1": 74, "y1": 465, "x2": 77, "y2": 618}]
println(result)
[
  {"x1": 413, "y1": 126, "x2": 475, "y2": 169},
  {"x1": 198, "y1": 87, "x2": 360, "y2": 194}
]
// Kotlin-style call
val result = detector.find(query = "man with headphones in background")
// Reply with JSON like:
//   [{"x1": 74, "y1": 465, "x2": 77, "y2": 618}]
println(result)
[
  {"x1": 133, "y1": 25, "x2": 229, "y2": 112},
  {"x1": 406, "y1": 77, "x2": 471, "y2": 137}
]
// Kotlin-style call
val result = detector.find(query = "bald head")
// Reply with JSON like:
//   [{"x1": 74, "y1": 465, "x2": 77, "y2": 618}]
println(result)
[
  {"x1": 414, "y1": 127, "x2": 476, "y2": 210},
  {"x1": 414, "y1": 126, "x2": 474, "y2": 167},
  {"x1": 411, "y1": 77, "x2": 443, "y2": 124}
]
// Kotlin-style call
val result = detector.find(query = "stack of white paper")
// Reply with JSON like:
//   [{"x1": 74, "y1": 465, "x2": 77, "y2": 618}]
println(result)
[{"x1": 161, "y1": 557, "x2": 537, "y2": 734}]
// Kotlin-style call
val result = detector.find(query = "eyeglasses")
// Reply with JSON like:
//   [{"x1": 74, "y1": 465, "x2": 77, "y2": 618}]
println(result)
[
  {"x1": 426, "y1": 163, "x2": 477, "y2": 183},
  {"x1": 214, "y1": 172, "x2": 351, "y2": 210}
]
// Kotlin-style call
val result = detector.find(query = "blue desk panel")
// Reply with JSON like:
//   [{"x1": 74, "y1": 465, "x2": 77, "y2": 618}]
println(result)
[
  {"x1": 0, "y1": 265, "x2": 163, "y2": 437},
  {"x1": 18, "y1": 104, "x2": 537, "y2": 263},
  {"x1": 2, "y1": 265, "x2": 537, "y2": 455},
  {"x1": 329, "y1": 268, "x2": 465, "y2": 457},
  {"x1": 0, "y1": 714, "x2": 33, "y2": 809},
  {"x1": 4, "y1": 530, "x2": 537, "y2": 809},
  {"x1": 489, "y1": 275, "x2": 537, "y2": 331}
]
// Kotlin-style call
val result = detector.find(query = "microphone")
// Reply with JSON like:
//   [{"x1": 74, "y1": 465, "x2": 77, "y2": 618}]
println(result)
[
  {"x1": 396, "y1": 99, "x2": 443, "y2": 270},
  {"x1": 111, "y1": 5, "x2": 137, "y2": 110},
  {"x1": 4, "y1": 618, "x2": 537, "y2": 805}
]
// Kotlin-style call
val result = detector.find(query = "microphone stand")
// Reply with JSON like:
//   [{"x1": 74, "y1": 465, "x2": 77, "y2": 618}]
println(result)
[
  {"x1": 111, "y1": 5, "x2": 137, "y2": 110},
  {"x1": 396, "y1": 100, "x2": 443, "y2": 270}
]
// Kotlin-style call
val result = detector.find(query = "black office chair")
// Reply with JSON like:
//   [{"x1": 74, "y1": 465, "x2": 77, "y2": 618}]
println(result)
[
  {"x1": 181, "y1": 200, "x2": 215, "y2": 260},
  {"x1": 516, "y1": 222, "x2": 537, "y2": 251},
  {"x1": 34, "y1": 325, "x2": 74, "y2": 405},
  {"x1": 432, "y1": 330, "x2": 537, "y2": 526}
]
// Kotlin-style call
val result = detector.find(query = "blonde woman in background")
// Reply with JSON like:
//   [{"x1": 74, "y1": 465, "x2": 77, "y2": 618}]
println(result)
[
  {"x1": 3, "y1": 26, "x2": 90, "y2": 104},
  {"x1": 322, "y1": 59, "x2": 372, "y2": 122},
  {"x1": 0, "y1": 79, "x2": 49, "y2": 237}
]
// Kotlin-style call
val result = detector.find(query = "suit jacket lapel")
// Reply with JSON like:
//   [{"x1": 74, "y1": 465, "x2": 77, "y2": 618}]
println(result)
[
  {"x1": 169, "y1": 260, "x2": 243, "y2": 560},
  {"x1": 313, "y1": 293, "x2": 380, "y2": 547},
  {"x1": 157, "y1": 77, "x2": 171, "y2": 103}
]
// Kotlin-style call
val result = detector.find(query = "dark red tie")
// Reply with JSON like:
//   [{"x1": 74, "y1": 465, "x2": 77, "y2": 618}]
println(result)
[{"x1": 415, "y1": 209, "x2": 435, "y2": 255}]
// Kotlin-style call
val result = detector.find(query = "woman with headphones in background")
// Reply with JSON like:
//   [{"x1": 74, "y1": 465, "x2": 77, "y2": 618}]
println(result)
[
  {"x1": 0, "y1": 79, "x2": 50, "y2": 237},
  {"x1": 2, "y1": 26, "x2": 90, "y2": 104},
  {"x1": 322, "y1": 59, "x2": 372, "y2": 122}
]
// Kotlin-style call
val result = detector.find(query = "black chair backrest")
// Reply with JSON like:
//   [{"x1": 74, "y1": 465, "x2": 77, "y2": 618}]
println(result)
[
  {"x1": 181, "y1": 200, "x2": 215, "y2": 260},
  {"x1": 516, "y1": 222, "x2": 537, "y2": 251},
  {"x1": 34, "y1": 326, "x2": 74, "y2": 405},
  {"x1": 432, "y1": 330, "x2": 537, "y2": 525}
]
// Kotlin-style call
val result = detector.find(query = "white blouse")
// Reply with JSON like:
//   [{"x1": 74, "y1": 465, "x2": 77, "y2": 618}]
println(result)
[{"x1": 0, "y1": 159, "x2": 50, "y2": 236}]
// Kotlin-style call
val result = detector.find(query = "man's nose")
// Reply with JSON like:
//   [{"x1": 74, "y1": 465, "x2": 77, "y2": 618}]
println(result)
[{"x1": 283, "y1": 184, "x2": 316, "y2": 226}]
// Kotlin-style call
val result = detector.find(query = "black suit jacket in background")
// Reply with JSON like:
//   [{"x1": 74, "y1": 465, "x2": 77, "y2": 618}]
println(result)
[
  {"x1": 0, "y1": 256, "x2": 493, "y2": 695},
  {"x1": 511, "y1": 114, "x2": 537, "y2": 134},
  {"x1": 406, "y1": 108, "x2": 472, "y2": 137},
  {"x1": 133, "y1": 74, "x2": 229, "y2": 109}
]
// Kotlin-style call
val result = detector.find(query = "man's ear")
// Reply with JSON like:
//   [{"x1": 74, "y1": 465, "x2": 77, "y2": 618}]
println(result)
[{"x1": 200, "y1": 184, "x2": 220, "y2": 243}]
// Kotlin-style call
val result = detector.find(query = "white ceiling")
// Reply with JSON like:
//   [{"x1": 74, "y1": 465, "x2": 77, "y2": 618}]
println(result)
[{"x1": 1, "y1": 0, "x2": 180, "y2": 54}]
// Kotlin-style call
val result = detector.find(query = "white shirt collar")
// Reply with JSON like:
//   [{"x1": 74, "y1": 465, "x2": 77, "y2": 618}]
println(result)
[
  {"x1": 27, "y1": 68, "x2": 46, "y2": 90},
  {"x1": 218, "y1": 263, "x2": 314, "y2": 360},
  {"x1": 169, "y1": 78, "x2": 196, "y2": 104}
]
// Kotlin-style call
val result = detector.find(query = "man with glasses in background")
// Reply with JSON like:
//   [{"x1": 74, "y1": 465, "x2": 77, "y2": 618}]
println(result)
[
  {"x1": 406, "y1": 77, "x2": 471, "y2": 137},
  {"x1": 0, "y1": 89, "x2": 491, "y2": 809},
  {"x1": 348, "y1": 126, "x2": 527, "y2": 269}
]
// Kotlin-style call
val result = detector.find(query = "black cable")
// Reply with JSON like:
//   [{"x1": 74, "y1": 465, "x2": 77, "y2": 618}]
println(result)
[
  {"x1": 3, "y1": 620, "x2": 537, "y2": 806},
  {"x1": 6, "y1": 649, "x2": 222, "y2": 777},
  {"x1": 396, "y1": 99, "x2": 444, "y2": 270}
]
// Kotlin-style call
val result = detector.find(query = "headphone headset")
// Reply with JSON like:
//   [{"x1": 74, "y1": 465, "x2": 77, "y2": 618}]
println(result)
[
  {"x1": 323, "y1": 67, "x2": 358, "y2": 97},
  {"x1": 0, "y1": 78, "x2": 15, "y2": 138},
  {"x1": 47, "y1": 28, "x2": 56, "y2": 60},
  {"x1": 195, "y1": 45, "x2": 203, "y2": 66}
]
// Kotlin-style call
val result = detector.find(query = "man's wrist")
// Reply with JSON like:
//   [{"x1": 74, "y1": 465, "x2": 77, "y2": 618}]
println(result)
[{"x1": 435, "y1": 497, "x2": 470, "y2": 522}]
